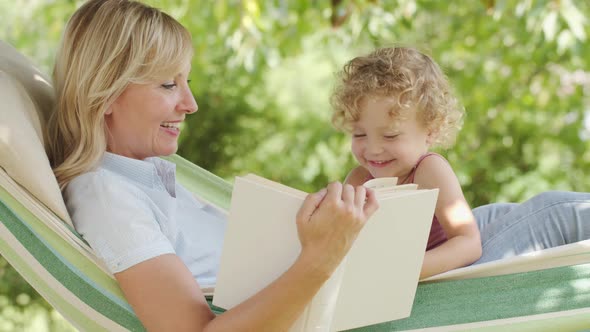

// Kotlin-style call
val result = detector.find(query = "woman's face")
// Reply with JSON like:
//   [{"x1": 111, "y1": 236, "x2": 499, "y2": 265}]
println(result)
[{"x1": 105, "y1": 65, "x2": 197, "y2": 160}]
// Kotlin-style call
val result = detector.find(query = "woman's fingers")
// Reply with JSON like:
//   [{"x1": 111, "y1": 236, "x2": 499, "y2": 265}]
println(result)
[
  {"x1": 353, "y1": 185, "x2": 367, "y2": 208},
  {"x1": 298, "y1": 182, "x2": 379, "y2": 230},
  {"x1": 342, "y1": 184, "x2": 355, "y2": 206},
  {"x1": 363, "y1": 188, "x2": 379, "y2": 217},
  {"x1": 296, "y1": 188, "x2": 327, "y2": 224},
  {"x1": 325, "y1": 182, "x2": 343, "y2": 205},
  {"x1": 295, "y1": 182, "x2": 381, "y2": 274}
]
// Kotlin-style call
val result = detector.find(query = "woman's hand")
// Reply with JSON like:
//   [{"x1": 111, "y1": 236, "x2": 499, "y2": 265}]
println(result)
[
  {"x1": 116, "y1": 183, "x2": 378, "y2": 332},
  {"x1": 295, "y1": 182, "x2": 379, "y2": 278}
]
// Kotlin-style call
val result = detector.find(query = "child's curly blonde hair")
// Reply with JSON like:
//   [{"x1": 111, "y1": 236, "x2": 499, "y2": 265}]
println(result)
[{"x1": 331, "y1": 47, "x2": 464, "y2": 148}]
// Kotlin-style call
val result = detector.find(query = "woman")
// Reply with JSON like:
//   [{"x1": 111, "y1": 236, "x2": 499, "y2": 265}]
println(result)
[{"x1": 47, "y1": 0, "x2": 378, "y2": 330}]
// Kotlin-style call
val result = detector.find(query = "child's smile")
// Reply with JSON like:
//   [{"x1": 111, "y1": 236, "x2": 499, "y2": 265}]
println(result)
[
  {"x1": 367, "y1": 159, "x2": 395, "y2": 167},
  {"x1": 351, "y1": 95, "x2": 432, "y2": 179}
]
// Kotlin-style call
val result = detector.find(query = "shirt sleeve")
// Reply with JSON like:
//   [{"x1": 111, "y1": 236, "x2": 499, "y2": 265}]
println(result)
[{"x1": 65, "y1": 171, "x2": 175, "y2": 274}]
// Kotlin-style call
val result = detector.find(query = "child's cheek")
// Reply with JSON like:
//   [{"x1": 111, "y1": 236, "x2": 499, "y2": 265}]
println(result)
[{"x1": 350, "y1": 142, "x2": 363, "y2": 162}]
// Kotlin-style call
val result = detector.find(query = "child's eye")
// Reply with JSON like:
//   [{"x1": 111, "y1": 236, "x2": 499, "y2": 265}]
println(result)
[{"x1": 352, "y1": 134, "x2": 366, "y2": 138}]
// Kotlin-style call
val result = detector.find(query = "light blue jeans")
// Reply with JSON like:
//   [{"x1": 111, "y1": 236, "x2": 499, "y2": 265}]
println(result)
[{"x1": 471, "y1": 191, "x2": 590, "y2": 264}]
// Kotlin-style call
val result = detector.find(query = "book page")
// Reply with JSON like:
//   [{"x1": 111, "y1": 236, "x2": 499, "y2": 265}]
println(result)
[
  {"x1": 363, "y1": 177, "x2": 398, "y2": 190},
  {"x1": 242, "y1": 173, "x2": 307, "y2": 199},
  {"x1": 331, "y1": 189, "x2": 439, "y2": 331},
  {"x1": 289, "y1": 260, "x2": 347, "y2": 332},
  {"x1": 214, "y1": 175, "x2": 438, "y2": 331},
  {"x1": 375, "y1": 183, "x2": 419, "y2": 199},
  {"x1": 213, "y1": 176, "x2": 306, "y2": 309},
  {"x1": 389, "y1": 183, "x2": 418, "y2": 191}
]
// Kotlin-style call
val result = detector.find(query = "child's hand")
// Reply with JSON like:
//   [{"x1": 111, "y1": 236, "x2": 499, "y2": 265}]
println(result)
[{"x1": 295, "y1": 182, "x2": 379, "y2": 277}]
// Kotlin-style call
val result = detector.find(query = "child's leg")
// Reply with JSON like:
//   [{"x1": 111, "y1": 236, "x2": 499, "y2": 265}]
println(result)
[
  {"x1": 473, "y1": 191, "x2": 590, "y2": 265},
  {"x1": 472, "y1": 202, "x2": 519, "y2": 233}
]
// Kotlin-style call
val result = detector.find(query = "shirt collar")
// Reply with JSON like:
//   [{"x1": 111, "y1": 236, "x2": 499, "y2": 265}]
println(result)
[{"x1": 100, "y1": 152, "x2": 177, "y2": 197}]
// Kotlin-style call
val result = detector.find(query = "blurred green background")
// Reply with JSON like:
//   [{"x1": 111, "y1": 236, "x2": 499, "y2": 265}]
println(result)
[{"x1": 1, "y1": 0, "x2": 589, "y2": 330}]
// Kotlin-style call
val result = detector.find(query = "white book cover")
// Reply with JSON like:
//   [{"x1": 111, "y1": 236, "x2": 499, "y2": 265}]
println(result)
[{"x1": 213, "y1": 175, "x2": 438, "y2": 331}]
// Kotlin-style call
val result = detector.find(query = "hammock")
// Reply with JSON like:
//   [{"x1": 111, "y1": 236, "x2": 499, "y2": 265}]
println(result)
[{"x1": 1, "y1": 40, "x2": 589, "y2": 331}]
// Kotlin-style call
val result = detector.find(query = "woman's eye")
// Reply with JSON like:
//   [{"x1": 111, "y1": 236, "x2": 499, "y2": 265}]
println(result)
[{"x1": 161, "y1": 83, "x2": 177, "y2": 89}]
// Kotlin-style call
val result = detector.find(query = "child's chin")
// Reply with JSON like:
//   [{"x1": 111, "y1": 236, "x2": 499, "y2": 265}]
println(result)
[{"x1": 370, "y1": 169, "x2": 393, "y2": 178}]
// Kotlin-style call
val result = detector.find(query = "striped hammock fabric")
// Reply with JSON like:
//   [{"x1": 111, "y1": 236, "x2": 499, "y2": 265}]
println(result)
[
  {"x1": 1, "y1": 39, "x2": 590, "y2": 331},
  {"x1": 1, "y1": 156, "x2": 590, "y2": 331},
  {"x1": 0, "y1": 155, "x2": 229, "y2": 331}
]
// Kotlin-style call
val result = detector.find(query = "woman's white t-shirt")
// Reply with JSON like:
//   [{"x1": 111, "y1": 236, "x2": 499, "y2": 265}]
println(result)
[{"x1": 65, "y1": 152, "x2": 226, "y2": 288}]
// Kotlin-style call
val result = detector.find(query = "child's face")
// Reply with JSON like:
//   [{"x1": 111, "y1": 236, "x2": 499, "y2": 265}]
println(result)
[{"x1": 351, "y1": 95, "x2": 432, "y2": 180}]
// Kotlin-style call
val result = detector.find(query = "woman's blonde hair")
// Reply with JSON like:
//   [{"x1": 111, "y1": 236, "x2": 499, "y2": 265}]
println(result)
[
  {"x1": 331, "y1": 47, "x2": 463, "y2": 148},
  {"x1": 47, "y1": 0, "x2": 193, "y2": 189}
]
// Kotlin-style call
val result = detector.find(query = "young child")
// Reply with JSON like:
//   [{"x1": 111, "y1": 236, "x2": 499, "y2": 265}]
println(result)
[
  {"x1": 331, "y1": 46, "x2": 590, "y2": 279},
  {"x1": 331, "y1": 47, "x2": 480, "y2": 278}
]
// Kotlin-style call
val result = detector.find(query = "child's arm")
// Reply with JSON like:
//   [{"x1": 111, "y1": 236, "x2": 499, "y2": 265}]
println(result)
[
  {"x1": 344, "y1": 166, "x2": 371, "y2": 186},
  {"x1": 413, "y1": 155, "x2": 482, "y2": 279}
]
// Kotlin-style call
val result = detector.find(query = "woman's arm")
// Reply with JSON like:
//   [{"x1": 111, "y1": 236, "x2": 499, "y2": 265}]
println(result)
[
  {"x1": 115, "y1": 251, "x2": 329, "y2": 332},
  {"x1": 116, "y1": 182, "x2": 378, "y2": 332},
  {"x1": 413, "y1": 156, "x2": 482, "y2": 279}
]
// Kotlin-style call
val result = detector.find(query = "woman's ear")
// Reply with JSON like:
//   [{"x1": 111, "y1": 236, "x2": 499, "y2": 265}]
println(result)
[
  {"x1": 105, "y1": 96, "x2": 119, "y2": 115},
  {"x1": 104, "y1": 101, "x2": 116, "y2": 115}
]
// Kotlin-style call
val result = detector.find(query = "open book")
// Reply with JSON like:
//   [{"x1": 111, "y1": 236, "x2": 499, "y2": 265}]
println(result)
[{"x1": 213, "y1": 174, "x2": 438, "y2": 331}]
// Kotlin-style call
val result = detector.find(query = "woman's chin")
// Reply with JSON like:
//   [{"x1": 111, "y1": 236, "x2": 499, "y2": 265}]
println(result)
[{"x1": 157, "y1": 145, "x2": 179, "y2": 157}]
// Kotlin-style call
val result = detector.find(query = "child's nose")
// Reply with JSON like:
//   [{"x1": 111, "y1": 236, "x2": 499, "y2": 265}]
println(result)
[{"x1": 367, "y1": 139, "x2": 384, "y2": 154}]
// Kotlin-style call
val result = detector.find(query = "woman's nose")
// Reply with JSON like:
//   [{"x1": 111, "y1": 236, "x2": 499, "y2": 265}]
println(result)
[{"x1": 180, "y1": 85, "x2": 198, "y2": 114}]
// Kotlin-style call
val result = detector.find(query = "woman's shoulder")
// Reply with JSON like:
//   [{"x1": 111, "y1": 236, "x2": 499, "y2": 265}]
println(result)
[
  {"x1": 65, "y1": 168, "x2": 173, "y2": 275},
  {"x1": 67, "y1": 167, "x2": 139, "y2": 196},
  {"x1": 64, "y1": 167, "x2": 151, "y2": 215}
]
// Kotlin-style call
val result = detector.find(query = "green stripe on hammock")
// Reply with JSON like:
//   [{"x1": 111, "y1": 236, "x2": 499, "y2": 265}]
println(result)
[
  {"x1": 0, "y1": 187, "x2": 144, "y2": 331},
  {"x1": 1, "y1": 155, "x2": 590, "y2": 331}
]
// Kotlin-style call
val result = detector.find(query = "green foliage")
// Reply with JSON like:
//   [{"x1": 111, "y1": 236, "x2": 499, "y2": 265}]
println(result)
[
  {"x1": 0, "y1": 256, "x2": 75, "y2": 331},
  {"x1": 176, "y1": 0, "x2": 590, "y2": 206},
  {"x1": 1, "y1": 0, "x2": 589, "y2": 329}
]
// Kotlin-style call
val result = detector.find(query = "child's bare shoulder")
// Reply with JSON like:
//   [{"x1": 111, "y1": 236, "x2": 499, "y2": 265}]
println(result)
[
  {"x1": 419, "y1": 153, "x2": 452, "y2": 169},
  {"x1": 414, "y1": 153, "x2": 457, "y2": 186},
  {"x1": 345, "y1": 166, "x2": 371, "y2": 186}
]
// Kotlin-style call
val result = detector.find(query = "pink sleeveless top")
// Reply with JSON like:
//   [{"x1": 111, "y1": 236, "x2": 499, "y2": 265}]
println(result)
[
  {"x1": 401, "y1": 153, "x2": 447, "y2": 250},
  {"x1": 366, "y1": 152, "x2": 448, "y2": 251}
]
